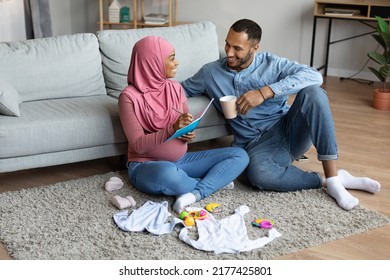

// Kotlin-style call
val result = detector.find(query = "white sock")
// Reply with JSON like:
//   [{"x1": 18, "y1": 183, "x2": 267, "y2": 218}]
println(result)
[
  {"x1": 326, "y1": 176, "x2": 359, "y2": 211},
  {"x1": 223, "y1": 181, "x2": 235, "y2": 190},
  {"x1": 173, "y1": 193, "x2": 196, "y2": 214},
  {"x1": 338, "y1": 169, "x2": 381, "y2": 193}
]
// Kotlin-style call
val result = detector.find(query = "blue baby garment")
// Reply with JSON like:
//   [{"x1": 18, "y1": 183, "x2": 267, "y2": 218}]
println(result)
[{"x1": 113, "y1": 200, "x2": 183, "y2": 235}]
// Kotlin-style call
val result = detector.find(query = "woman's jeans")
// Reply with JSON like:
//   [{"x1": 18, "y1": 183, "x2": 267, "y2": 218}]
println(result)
[
  {"x1": 246, "y1": 85, "x2": 338, "y2": 191},
  {"x1": 127, "y1": 147, "x2": 249, "y2": 201}
]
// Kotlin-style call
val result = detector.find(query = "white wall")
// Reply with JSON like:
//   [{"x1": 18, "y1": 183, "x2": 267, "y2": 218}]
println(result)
[
  {"x1": 175, "y1": 0, "x2": 377, "y2": 80},
  {"x1": 0, "y1": 0, "x2": 26, "y2": 42},
  {"x1": 2, "y1": 0, "x2": 378, "y2": 81},
  {"x1": 50, "y1": 0, "x2": 97, "y2": 36}
]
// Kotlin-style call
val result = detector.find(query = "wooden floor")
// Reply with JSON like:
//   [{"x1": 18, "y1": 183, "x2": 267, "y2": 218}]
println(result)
[{"x1": 0, "y1": 77, "x2": 389, "y2": 260}]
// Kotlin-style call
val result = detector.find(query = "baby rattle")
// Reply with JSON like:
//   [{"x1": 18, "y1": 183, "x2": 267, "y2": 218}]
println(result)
[
  {"x1": 205, "y1": 203, "x2": 222, "y2": 213},
  {"x1": 179, "y1": 210, "x2": 208, "y2": 227},
  {"x1": 252, "y1": 218, "x2": 274, "y2": 229}
]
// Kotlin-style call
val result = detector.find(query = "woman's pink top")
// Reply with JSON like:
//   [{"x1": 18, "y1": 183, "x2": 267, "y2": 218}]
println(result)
[
  {"x1": 118, "y1": 36, "x2": 189, "y2": 163},
  {"x1": 118, "y1": 92, "x2": 189, "y2": 162}
]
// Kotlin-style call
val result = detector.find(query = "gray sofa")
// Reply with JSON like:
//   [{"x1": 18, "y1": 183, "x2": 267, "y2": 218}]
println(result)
[{"x1": 0, "y1": 21, "x2": 231, "y2": 173}]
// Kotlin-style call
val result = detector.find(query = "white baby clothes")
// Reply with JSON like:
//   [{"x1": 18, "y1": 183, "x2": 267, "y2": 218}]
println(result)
[
  {"x1": 113, "y1": 200, "x2": 183, "y2": 235},
  {"x1": 179, "y1": 205, "x2": 281, "y2": 254}
]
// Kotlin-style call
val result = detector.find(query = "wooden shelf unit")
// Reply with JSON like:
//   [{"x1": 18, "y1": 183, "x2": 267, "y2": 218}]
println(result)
[
  {"x1": 98, "y1": 0, "x2": 180, "y2": 31},
  {"x1": 314, "y1": 0, "x2": 390, "y2": 20},
  {"x1": 310, "y1": 0, "x2": 390, "y2": 76}
]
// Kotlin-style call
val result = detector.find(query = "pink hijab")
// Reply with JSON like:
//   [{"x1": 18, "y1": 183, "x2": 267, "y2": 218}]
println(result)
[{"x1": 124, "y1": 36, "x2": 185, "y2": 132}]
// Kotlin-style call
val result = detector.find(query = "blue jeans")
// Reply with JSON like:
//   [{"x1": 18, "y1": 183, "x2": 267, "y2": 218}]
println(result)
[
  {"x1": 127, "y1": 147, "x2": 249, "y2": 201},
  {"x1": 246, "y1": 85, "x2": 338, "y2": 191}
]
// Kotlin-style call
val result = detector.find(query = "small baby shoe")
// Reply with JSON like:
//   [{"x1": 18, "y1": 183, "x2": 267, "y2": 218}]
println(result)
[
  {"x1": 111, "y1": 195, "x2": 136, "y2": 210},
  {"x1": 105, "y1": 176, "x2": 124, "y2": 192}
]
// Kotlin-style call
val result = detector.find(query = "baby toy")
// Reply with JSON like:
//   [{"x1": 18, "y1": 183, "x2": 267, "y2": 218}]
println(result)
[
  {"x1": 252, "y1": 218, "x2": 274, "y2": 229},
  {"x1": 205, "y1": 203, "x2": 222, "y2": 213},
  {"x1": 179, "y1": 210, "x2": 208, "y2": 227}
]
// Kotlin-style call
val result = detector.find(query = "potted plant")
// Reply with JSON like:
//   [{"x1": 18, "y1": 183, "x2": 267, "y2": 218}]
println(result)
[{"x1": 367, "y1": 16, "x2": 390, "y2": 110}]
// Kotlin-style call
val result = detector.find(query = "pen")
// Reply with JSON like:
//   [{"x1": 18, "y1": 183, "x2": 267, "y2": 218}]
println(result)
[{"x1": 171, "y1": 107, "x2": 184, "y2": 114}]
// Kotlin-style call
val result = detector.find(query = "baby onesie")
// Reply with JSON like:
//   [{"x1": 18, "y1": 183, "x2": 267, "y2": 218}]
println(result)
[
  {"x1": 179, "y1": 205, "x2": 281, "y2": 254},
  {"x1": 113, "y1": 200, "x2": 183, "y2": 235}
]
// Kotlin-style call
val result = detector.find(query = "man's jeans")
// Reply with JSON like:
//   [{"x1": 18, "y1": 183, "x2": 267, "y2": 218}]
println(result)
[{"x1": 246, "y1": 85, "x2": 338, "y2": 191}]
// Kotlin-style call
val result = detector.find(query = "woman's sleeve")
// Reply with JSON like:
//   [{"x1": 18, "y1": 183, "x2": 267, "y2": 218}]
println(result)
[{"x1": 118, "y1": 93, "x2": 176, "y2": 154}]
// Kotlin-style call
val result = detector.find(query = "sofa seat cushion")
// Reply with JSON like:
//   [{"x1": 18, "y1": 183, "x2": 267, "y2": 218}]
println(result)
[
  {"x1": 0, "y1": 33, "x2": 106, "y2": 102},
  {"x1": 97, "y1": 21, "x2": 220, "y2": 98},
  {"x1": 0, "y1": 96, "x2": 126, "y2": 159}
]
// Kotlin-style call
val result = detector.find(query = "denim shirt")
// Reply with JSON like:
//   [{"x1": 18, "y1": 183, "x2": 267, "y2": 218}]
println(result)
[{"x1": 181, "y1": 52, "x2": 323, "y2": 148}]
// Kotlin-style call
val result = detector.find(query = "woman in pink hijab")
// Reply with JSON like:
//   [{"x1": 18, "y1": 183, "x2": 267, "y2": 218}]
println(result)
[{"x1": 118, "y1": 36, "x2": 249, "y2": 213}]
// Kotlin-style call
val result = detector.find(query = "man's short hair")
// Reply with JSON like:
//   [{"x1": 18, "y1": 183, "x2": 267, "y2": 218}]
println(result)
[{"x1": 230, "y1": 19, "x2": 262, "y2": 43}]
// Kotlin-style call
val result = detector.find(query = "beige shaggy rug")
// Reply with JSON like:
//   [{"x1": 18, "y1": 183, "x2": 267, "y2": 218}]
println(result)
[{"x1": 0, "y1": 170, "x2": 388, "y2": 260}]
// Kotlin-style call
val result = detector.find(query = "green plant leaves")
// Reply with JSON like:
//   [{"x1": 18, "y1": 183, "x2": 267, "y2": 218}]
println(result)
[
  {"x1": 368, "y1": 67, "x2": 386, "y2": 83},
  {"x1": 380, "y1": 65, "x2": 390, "y2": 78},
  {"x1": 368, "y1": 16, "x2": 390, "y2": 87},
  {"x1": 376, "y1": 16, "x2": 389, "y2": 34},
  {"x1": 368, "y1": 52, "x2": 387, "y2": 65}
]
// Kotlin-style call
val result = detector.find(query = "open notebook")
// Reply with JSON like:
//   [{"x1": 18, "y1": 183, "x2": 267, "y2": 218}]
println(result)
[{"x1": 166, "y1": 98, "x2": 215, "y2": 142}]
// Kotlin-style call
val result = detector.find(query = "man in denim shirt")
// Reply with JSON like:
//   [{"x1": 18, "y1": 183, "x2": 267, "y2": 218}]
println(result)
[{"x1": 182, "y1": 19, "x2": 380, "y2": 211}]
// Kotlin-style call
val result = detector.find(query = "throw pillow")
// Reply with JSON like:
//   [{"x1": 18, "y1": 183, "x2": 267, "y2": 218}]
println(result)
[{"x1": 0, "y1": 79, "x2": 21, "y2": 117}]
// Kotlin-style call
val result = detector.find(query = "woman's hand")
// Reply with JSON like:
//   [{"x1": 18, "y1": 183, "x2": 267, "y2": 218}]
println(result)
[
  {"x1": 179, "y1": 131, "x2": 196, "y2": 143},
  {"x1": 173, "y1": 113, "x2": 195, "y2": 142},
  {"x1": 173, "y1": 113, "x2": 193, "y2": 131}
]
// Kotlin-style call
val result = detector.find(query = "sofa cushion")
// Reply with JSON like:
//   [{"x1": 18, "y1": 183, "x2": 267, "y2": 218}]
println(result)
[
  {"x1": 0, "y1": 79, "x2": 21, "y2": 117},
  {"x1": 0, "y1": 96, "x2": 126, "y2": 159},
  {"x1": 97, "y1": 21, "x2": 220, "y2": 97},
  {"x1": 0, "y1": 33, "x2": 106, "y2": 102}
]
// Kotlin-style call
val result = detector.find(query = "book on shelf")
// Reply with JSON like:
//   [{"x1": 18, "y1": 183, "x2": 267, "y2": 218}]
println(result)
[
  {"x1": 325, "y1": 11, "x2": 353, "y2": 16},
  {"x1": 144, "y1": 20, "x2": 169, "y2": 25},
  {"x1": 143, "y1": 13, "x2": 169, "y2": 22},
  {"x1": 324, "y1": 7, "x2": 360, "y2": 16}
]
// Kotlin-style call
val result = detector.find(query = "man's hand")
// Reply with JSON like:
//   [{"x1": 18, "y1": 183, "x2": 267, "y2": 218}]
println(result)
[
  {"x1": 236, "y1": 89, "x2": 264, "y2": 115},
  {"x1": 237, "y1": 86, "x2": 274, "y2": 115}
]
